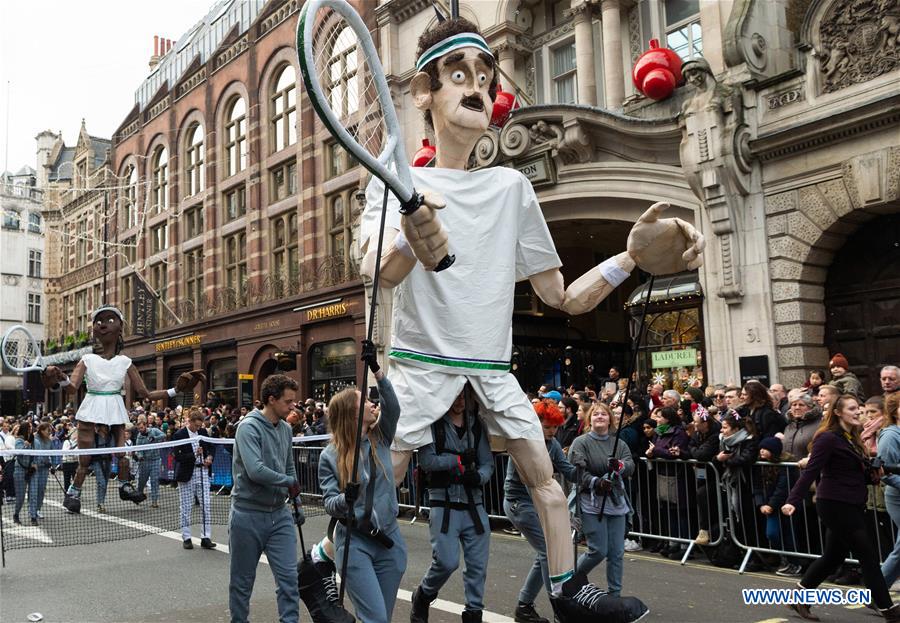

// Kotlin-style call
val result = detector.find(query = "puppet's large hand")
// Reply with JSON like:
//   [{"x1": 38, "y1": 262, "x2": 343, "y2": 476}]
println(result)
[
  {"x1": 175, "y1": 370, "x2": 206, "y2": 393},
  {"x1": 400, "y1": 190, "x2": 449, "y2": 271},
  {"x1": 627, "y1": 202, "x2": 705, "y2": 276},
  {"x1": 43, "y1": 365, "x2": 64, "y2": 388}
]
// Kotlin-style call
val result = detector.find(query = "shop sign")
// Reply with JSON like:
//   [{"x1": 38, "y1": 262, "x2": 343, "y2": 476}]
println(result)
[
  {"x1": 651, "y1": 348, "x2": 697, "y2": 368},
  {"x1": 238, "y1": 374, "x2": 254, "y2": 380},
  {"x1": 515, "y1": 155, "x2": 553, "y2": 186},
  {"x1": 155, "y1": 334, "x2": 202, "y2": 353},
  {"x1": 253, "y1": 319, "x2": 281, "y2": 331},
  {"x1": 305, "y1": 301, "x2": 349, "y2": 323}
]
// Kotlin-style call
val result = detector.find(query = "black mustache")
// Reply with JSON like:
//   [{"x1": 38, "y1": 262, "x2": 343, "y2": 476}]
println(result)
[{"x1": 460, "y1": 95, "x2": 485, "y2": 110}]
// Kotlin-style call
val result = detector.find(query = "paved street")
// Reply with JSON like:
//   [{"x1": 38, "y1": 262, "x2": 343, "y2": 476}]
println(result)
[{"x1": 0, "y1": 506, "x2": 883, "y2": 623}]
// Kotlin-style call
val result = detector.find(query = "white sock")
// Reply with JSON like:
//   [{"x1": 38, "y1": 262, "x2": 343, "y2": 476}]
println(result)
[
  {"x1": 312, "y1": 540, "x2": 332, "y2": 564},
  {"x1": 550, "y1": 570, "x2": 574, "y2": 596}
]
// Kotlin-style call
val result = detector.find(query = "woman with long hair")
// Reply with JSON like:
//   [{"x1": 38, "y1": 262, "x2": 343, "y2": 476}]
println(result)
[
  {"x1": 716, "y1": 411, "x2": 759, "y2": 552},
  {"x1": 569, "y1": 401, "x2": 634, "y2": 596},
  {"x1": 879, "y1": 393, "x2": 900, "y2": 591},
  {"x1": 319, "y1": 345, "x2": 405, "y2": 623},
  {"x1": 29, "y1": 422, "x2": 54, "y2": 524},
  {"x1": 782, "y1": 395, "x2": 900, "y2": 621},
  {"x1": 741, "y1": 380, "x2": 785, "y2": 439},
  {"x1": 12, "y1": 421, "x2": 34, "y2": 524},
  {"x1": 645, "y1": 406, "x2": 690, "y2": 558}
]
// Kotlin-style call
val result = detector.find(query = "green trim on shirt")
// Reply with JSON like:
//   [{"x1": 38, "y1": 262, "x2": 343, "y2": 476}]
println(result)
[
  {"x1": 389, "y1": 350, "x2": 510, "y2": 372},
  {"x1": 86, "y1": 390, "x2": 122, "y2": 395}
]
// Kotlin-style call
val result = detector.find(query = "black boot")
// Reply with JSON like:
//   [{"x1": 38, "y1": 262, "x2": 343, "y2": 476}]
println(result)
[
  {"x1": 298, "y1": 556, "x2": 355, "y2": 623},
  {"x1": 549, "y1": 572, "x2": 649, "y2": 623},
  {"x1": 410, "y1": 586, "x2": 436, "y2": 623},
  {"x1": 514, "y1": 602, "x2": 549, "y2": 623},
  {"x1": 881, "y1": 604, "x2": 900, "y2": 623},
  {"x1": 461, "y1": 610, "x2": 482, "y2": 623},
  {"x1": 119, "y1": 482, "x2": 146, "y2": 505},
  {"x1": 63, "y1": 492, "x2": 81, "y2": 514}
]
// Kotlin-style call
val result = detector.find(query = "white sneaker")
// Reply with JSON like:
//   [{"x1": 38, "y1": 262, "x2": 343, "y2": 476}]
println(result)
[{"x1": 625, "y1": 539, "x2": 642, "y2": 552}]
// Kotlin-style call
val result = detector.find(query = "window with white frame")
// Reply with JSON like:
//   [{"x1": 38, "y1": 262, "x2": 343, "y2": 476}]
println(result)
[
  {"x1": 151, "y1": 146, "x2": 168, "y2": 214},
  {"x1": 184, "y1": 124, "x2": 205, "y2": 197},
  {"x1": 184, "y1": 248, "x2": 204, "y2": 310},
  {"x1": 75, "y1": 290, "x2": 88, "y2": 333},
  {"x1": 327, "y1": 27, "x2": 358, "y2": 118},
  {"x1": 224, "y1": 97, "x2": 247, "y2": 177},
  {"x1": 28, "y1": 249, "x2": 42, "y2": 278},
  {"x1": 271, "y1": 66, "x2": 297, "y2": 153},
  {"x1": 27, "y1": 293, "x2": 41, "y2": 324},
  {"x1": 665, "y1": 0, "x2": 702, "y2": 60},
  {"x1": 271, "y1": 212, "x2": 299, "y2": 280},
  {"x1": 123, "y1": 165, "x2": 138, "y2": 229},
  {"x1": 28, "y1": 212, "x2": 41, "y2": 233},
  {"x1": 225, "y1": 186, "x2": 246, "y2": 221},
  {"x1": 150, "y1": 222, "x2": 169, "y2": 254},
  {"x1": 551, "y1": 40, "x2": 577, "y2": 104},
  {"x1": 3, "y1": 209, "x2": 20, "y2": 230},
  {"x1": 224, "y1": 231, "x2": 247, "y2": 292}
]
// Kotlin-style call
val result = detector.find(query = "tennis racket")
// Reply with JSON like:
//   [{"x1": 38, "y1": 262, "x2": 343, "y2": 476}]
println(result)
[
  {"x1": 297, "y1": 0, "x2": 454, "y2": 271},
  {"x1": 1, "y1": 324, "x2": 45, "y2": 374}
]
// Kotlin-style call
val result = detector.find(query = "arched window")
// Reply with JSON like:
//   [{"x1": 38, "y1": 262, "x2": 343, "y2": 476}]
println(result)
[
  {"x1": 327, "y1": 28, "x2": 358, "y2": 118},
  {"x1": 150, "y1": 146, "x2": 168, "y2": 214},
  {"x1": 271, "y1": 65, "x2": 297, "y2": 153},
  {"x1": 123, "y1": 165, "x2": 138, "y2": 229},
  {"x1": 184, "y1": 124, "x2": 205, "y2": 197},
  {"x1": 224, "y1": 98, "x2": 247, "y2": 176}
]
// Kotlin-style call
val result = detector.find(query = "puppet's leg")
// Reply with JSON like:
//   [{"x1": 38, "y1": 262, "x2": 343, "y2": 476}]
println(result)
[
  {"x1": 64, "y1": 421, "x2": 96, "y2": 513},
  {"x1": 111, "y1": 424, "x2": 145, "y2": 504}
]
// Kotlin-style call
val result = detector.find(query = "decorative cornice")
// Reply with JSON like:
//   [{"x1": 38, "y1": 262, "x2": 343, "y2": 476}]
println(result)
[
  {"x1": 258, "y1": 0, "x2": 299, "y2": 38},
  {"x1": 214, "y1": 34, "x2": 250, "y2": 71},
  {"x1": 750, "y1": 93, "x2": 900, "y2": 161},
  {"x1": 145, "y1": 95, "x2": 171, "y2": 123},
  {"x1": 176, "y1": 66, "x2": 207, "y2": 100},
  {"x1": 375, "y1": 0, "x2": 432, "y2": 25}
]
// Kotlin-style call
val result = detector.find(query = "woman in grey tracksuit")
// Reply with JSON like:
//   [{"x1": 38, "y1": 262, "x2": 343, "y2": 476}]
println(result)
[
  {"x1": 568, "y1": 401, "x2": 635, "y2": 597},
  {"x1": 319, "y1": 346, "x2": 406, "y2": 623}
]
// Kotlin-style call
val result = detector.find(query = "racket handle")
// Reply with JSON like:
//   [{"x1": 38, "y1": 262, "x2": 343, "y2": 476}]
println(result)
[
  {"x1": 399, "y1": 192, "x2": 456, "y2": 272},
  {"x1": 434, "y1": 254, "x2": 455, "y2": 272}
]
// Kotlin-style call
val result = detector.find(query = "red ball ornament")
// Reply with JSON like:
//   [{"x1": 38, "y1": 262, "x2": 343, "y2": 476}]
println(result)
[
  {"x1": 412, "y1": 138, "x2": 436, "y2": 167},
  {"x1": 632, "y1": 38, "x2": 684, "y2": 101},
  {"x1": 490, "y1": 83, "x2": 517, "y2": 128}
]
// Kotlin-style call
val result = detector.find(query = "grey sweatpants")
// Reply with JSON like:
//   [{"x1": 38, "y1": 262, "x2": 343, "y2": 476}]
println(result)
[{"x1": 228, "y1": 505, "x2": 299, "y2": 623}]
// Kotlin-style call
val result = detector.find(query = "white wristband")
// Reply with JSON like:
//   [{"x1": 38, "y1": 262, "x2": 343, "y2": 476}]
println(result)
[
  {"x1": 58, "y1": 377, "x2": 72, "y2": 388},
  {"x1": 598, "y1": 256, "x2": 631, "y2": 288},
  {"x1": 167, "y1": 388, "x2": 177, "y2": 398},
  {"x1": 392, "y1": 231, "x2": 416, "y2": 259}
]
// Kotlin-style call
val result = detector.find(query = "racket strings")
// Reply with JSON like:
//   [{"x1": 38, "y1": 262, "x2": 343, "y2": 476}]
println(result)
[
  {"x1": 3, "y1": 330, "x2": 40, "y2": 369},
  {"x1": 311, "y1": 8, "x2": 388, "y2": 164}
]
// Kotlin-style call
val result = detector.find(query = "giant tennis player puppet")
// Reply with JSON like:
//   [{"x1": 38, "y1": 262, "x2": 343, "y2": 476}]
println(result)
[
  {"x1": 358, "y1": 18, "x2": 704, "y2": 623},
  {"x1": 43, "y1": 305, "x2": 205, "y2": 514}
]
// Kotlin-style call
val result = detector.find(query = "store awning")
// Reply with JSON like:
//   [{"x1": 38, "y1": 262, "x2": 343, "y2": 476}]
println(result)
[{"x1": 624, "y1": 272, "x2": 703, "y2": 310}]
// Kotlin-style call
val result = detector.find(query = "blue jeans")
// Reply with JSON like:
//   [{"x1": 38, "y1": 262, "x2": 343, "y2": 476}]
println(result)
[
  {"x1": 229, "y1": 505, "x2": 299, "y2": 623},
  {"x1": 504, "y1": 497, "x2": 550, "y2": 604},
  {"x1": 421, "y1": 504, "x2": 490, "y2": 611},
  {"x1": 13, "y1": 464, "x2": 29, "y2": 518},
  {"x1": 576, "y1": 512, "x2": 627, "y2": 596},
  {"x1": 137, "y1": 457, "x2": 161, "y2": 502},
  {"x1": 335, "y1": 523, "x2": 407, "y2": 623},
  {"x1": 29, "y1": 466, "x2": 49, "y2": 518},
  {"x1": 93, "y1": 462, "x2": 109, "y2": 505},
  {"x1": 882, "y1": 489, "x2": 900, "y2": 586}
]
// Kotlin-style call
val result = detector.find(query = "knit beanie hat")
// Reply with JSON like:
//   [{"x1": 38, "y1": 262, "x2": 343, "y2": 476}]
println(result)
[
  {"x1": 759, "y1": 436, "x2": 783, "y2": 456},
  {"x1": 829, "y1": 353, "x2": 849, "y2": 369}
]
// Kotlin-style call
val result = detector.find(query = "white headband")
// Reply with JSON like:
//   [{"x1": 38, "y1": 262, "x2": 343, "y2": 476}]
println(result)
[
  {"x1": 415, "y1": 32, "x2": 493, "y2": 72},
  {"x1": 90, "y1": 305, "x2": 125, "y2": 323}
]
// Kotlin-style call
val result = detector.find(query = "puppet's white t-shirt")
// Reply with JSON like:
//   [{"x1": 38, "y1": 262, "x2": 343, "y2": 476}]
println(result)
[
  {"x1": 75, "y1": 353, "x2": 131, "y2": 425},
  {"x1": 362, "y1": 166, "x2": 561, "y2": 376}
]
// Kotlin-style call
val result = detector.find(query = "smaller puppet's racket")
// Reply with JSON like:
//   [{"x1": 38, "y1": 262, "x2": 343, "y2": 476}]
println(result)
[
  {"x1": 297, "y1": 0, "x2": 454, "y2": 271},
  {"x1": 1, "y1": 325, "x2": 45, "y2": 374}
]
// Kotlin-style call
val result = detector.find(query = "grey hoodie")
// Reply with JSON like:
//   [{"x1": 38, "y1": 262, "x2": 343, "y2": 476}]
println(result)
[{"x1": 231, "y1": 409, "x2": 297, "y2": 513}]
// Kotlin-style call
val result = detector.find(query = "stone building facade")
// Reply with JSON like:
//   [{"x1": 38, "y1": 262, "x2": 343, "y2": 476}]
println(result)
[
  {"x1": 0, "y1": 166, "x2": 45, "y2": 415},
  {"x1": 367, "y1": 0, "x2": 900, "y2": 394}
]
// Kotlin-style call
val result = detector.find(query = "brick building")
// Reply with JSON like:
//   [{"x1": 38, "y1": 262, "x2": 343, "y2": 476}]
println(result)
[{"x1": 104, "y1": 0, "x2": 375, "y2": 407}]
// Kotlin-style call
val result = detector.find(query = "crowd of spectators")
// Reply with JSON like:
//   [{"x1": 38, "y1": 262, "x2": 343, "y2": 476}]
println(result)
[{"x1": 519, "y1": 358, "x2": 900, "y2": 586}]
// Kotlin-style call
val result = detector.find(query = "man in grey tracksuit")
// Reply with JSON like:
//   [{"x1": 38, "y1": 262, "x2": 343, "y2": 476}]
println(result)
[
  {"x1": 229, "y1": 374, "x2": 303, "y2": 623},
  {"x1": 411, "y1": 389, "x2": 494, "y2": 623}
]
